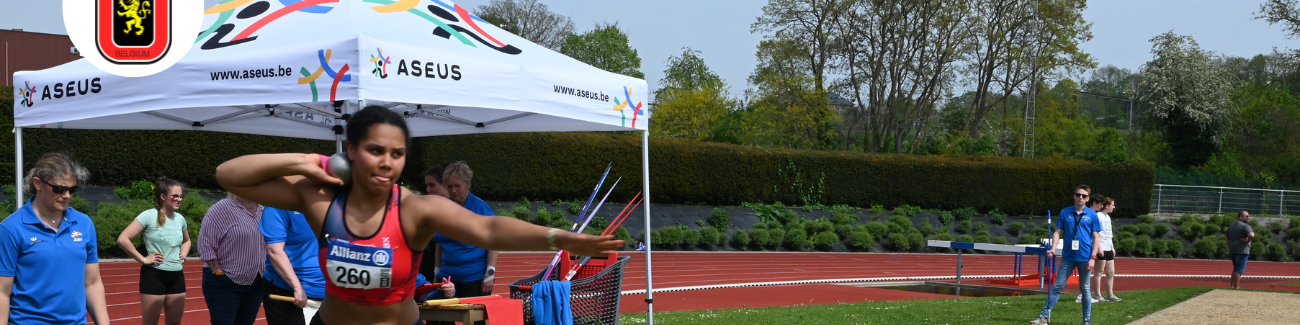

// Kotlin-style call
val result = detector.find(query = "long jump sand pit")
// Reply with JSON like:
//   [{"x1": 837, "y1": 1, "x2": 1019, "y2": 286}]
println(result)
[{"x1": 1130, "y1": 289, "x2": 1300, "y2": 325}]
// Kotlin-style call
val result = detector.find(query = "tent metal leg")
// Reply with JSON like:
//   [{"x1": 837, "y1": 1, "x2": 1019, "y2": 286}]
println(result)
[
  {"x1": 641, "y1": 130, "x2": 654, "y2": 324},
  {"x1": 14, "y1": 127, "x2": 21, "y2": 209}
]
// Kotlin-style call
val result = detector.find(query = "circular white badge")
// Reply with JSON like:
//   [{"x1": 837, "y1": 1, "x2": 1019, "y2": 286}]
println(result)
[{"x1": 63, "y1": 0, "x2": 203, "y2": 77}]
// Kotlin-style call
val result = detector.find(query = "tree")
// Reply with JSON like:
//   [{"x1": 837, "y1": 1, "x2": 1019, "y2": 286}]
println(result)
[
  {"x1": 473, "y1": 0, "x2": 575, "y2": 50},
  {"x1": 751, "y1": 0, "x2": 854, "y2": 94},
  {"x1": 963, "y1": 0, "x2": 1095, "y2": 139},
  {"x1": 560, "y1": 24, "x2": 644, "y2": 79},
  {"x1": 1138, "y1": 31, "x2": 1235, "y2": 168},
  {"x1": 746, "y1": 37, "x2": 839, "y2": 149},
  {"x1": 1258, "y1": 0, "x2": 1300, "y2": 38},
  {"x1": 651, "y1": 48, "x2": 737, "y2": 141},
  {"x1": 836, "y1": 0, "x2": 971, "y2": 154}
]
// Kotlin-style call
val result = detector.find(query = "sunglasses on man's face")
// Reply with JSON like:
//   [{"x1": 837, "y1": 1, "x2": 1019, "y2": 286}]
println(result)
[
  {"x1": 39, "y1": 178, "x2": 81, "y2": 195},
  {"x1": 1074, "y1": 193, "x2": 1089, "y2": 198}
]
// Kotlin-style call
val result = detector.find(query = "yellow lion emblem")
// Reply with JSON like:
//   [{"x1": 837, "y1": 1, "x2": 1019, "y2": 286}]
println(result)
[{"x1": 117, "y1": 0, "x2": 153, "y2": 36}]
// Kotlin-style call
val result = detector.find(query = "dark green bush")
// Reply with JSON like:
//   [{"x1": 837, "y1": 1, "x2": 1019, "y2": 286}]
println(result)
[
  {"x1": 931, "y1": 233, "x2": 955, "y2": 252},
  {"x1": 888, "y1": 233, "x2": 911, "y2": 251},
  {"x1": 507, "y1": 205, "x2": 531, "y2": 221},
  {"x1": 94, "y1": 199, "x2": 154, "y2": 256},
  {"x1": 750, "y1": 229, "x2": 772, "y2": 249},
  {"x1": 708, "y1": 208, "x2": 730, "y2": 230},
  {"x1": 834, "y1": 224, "x2": 854, "y2": 240},
  {"x1": 847, "y1": 231, "x2": 875, "y2": 252},
  {"x1": 731, "y1": 230, "x2": 750, "y2": 250},
  {"x1": 1268, "y1": 243, "x2": 1287, "y2": 261},
  {"x1": 1116, "y1": 237, "x2": 1136, "y2": 256},
  {"x1": 1017, "y1": 235, "x2": 1039, "y2": 245},
  {"x1": 1270, "y1": 221, "x2": 1286, "y2": 234},
  {"x1": 531, "y1": 207, "x2": 553, "y2": 226},
  {"x1": 858, "y1": 223, "x2": 882, "y2": 237},
  {"x1": 1008, "y1": 222, "x2": 1026, "y2": 236},
  {"x1": 1150, "y1": 239, "x2": 1167, "y2": 257},
  {"x1": 1137, "y1": 215, "x2": 1155, "y2": 224},
  {"x1": 1120, "y1": 224, "x2": 1140, "y2": 235},
  {"x1": 69, "y1": 196, "x2": 94, "y2": 215},
  {"x1": 812, "y1": 231, "x2": 839, "y2": 251},
  {"x1": 953, "y1": 207, "x2": 977, "y2": 222},
  {"x1": 831, "y1": 210, "x2": 859, "y2": 225},
  {"x1": 919, "y1": 219, "x2": 934, "y2": 237},
  {"x1": 1117, "y1": 231, "x2": 1135, "y2": 242},
  {"x1": 1181, "y1": 223, "x2": 1204, "y2": 240},
  {"x1": 767, "y1": 228, "x2": 786, "y2": 249},
  {"x1": 890, "y1": 216, "x2": 914, "y2": 229},
  {"x1": 955, "y1": 234, "x2": 974, "y2": 244},
  {"x1": 957, "y1": 220, "x2": 972, "y2": 234},
  {"x1": 992, "y1": 236, "x2": 1008, "y2": 245},
  {"x1": 779, "y1": 209, "x2": 801, "y2": 226},
  {"x1": 975, "y1": 222, "x2": 990, "y2": 233},
  {"x1": 1167, "y1": 240, "x2": 1184, "y2": 257},
  {"x1": 1135, "y1": 236, "x2": 1152, "y2": 256},
  {"x1": 894, "y1": 205, "x2": 922, "y2": 217},
  {"x1": 1137, "y1": 224, "x2": 1154, "y2": 237},
  {"x1": 887, "y1": 223, "x2": 905, "y2": 235},
  {"x1": 552, "y1": 218, "x2": 575, "y2": 231},
  {"x1": 939, "y1": 211, "x2": 955, "y2": 226},
  {"x1": 613, "y1": 228, "x2": 631, "y2": 242},
  {"x1": 1202, "y1": 224, "x2": 1222, "y2": 236},
  {"x1": 1288, "y1": 227, "x2": 1300, "y2": 240},
  {"x1": 785, "y1": 228, "x2": 808, "y2": 251},
  {"x1": 655, "y1": 227, "x2": 683, "y2": 247},
  {"x1": 1193, "y1": 236, "x2": 1219, "y2": 258},
  {"x1": 1251, "y1": 242, "x2": 1266, "y2": 260},
  {"x1": 700, "y1": 227, "x2": 721, "y2": 247},
  {"x1": 809, "y1": 219, "x2": 835, "y2": 234},
  {"x1": 973, "y1": 234, "x2": 991, "y2": 244},
  {"x1": 752, "y1": 223, "x2": 769, "y2": 231},
  {"x1": 989, "y1": 208, "x2": 1007, "y2": 225},
  {"x1": 113, "y1": 180, "x2": 154, "y2": 200},
  {"x1": 1151, "y1": 223, "x2": 1170, "y2": 238},
  {"x1": 907, "y1": 231, "x2": 925, "y2": 252},
  {"x1": 681, "y1": 228, "x2": 701, "y2": 246},
  {"x1": 1215, "y1": 235, "x2": 1229, "y2": 256}
]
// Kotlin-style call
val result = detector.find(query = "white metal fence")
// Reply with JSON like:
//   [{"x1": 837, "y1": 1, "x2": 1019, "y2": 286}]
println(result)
[{"x1": 1152, "y1": 184, "x2": 1300, "y2": 216}]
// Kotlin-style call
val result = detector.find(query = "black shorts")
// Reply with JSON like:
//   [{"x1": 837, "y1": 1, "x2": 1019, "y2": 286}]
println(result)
[
  {"x1": 140, "y1": 265, "x2": 187, "y2": 295},
  {"x1": 1098, "y1": 250, "x2": 1115, "y2": 261}
]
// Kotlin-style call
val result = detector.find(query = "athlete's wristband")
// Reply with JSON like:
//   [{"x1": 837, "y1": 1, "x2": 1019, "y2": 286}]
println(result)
[
  {"x1": 317, "y1": 154, "x2": 332, "y2": 175},
  {"x1": 546, "y1": 228, "x2": 561, "y2": 251}
]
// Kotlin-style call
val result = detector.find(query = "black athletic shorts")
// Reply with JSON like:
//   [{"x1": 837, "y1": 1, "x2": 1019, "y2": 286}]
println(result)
[
  {"x1": 140, "y1": 265, "x2": 187, "y2": 295},
  {"x1": 1098, "y1": 250, "x2": 1115, "y2": 261}
]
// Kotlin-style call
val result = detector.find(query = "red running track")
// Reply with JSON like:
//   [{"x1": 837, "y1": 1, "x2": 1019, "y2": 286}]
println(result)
[{"x1": 91, "y1": 252, "x2": 1300, "y2": 324}]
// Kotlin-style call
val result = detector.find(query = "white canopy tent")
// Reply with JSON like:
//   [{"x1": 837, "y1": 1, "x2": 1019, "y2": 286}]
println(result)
[{"x1": 13, "y1": 0, "x2": 657, "y2": 321}]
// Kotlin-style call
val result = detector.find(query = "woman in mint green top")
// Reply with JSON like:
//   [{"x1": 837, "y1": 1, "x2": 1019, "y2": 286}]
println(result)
[{"x1": 117, "y1": 177, "x2": 192, "y2": 325}]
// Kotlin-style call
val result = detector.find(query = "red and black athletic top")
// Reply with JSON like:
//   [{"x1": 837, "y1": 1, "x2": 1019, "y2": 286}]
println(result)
[{"x1": 317, "y1": 185, "x2": 423, "y2": 305}]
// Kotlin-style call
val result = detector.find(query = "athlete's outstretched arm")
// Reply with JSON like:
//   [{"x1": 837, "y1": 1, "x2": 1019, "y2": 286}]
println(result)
[
  {"x1": 215, "y1": 153, "x2": 343, "y2": 211},
  {"x1": 414, "y1": 195, "x2": 623, "y2": 257}
]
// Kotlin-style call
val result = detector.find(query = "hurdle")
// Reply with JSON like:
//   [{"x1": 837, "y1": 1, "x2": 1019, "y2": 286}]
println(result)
[{"x1": 927, "y1": 240, "x2": 1054, "y2": 289}]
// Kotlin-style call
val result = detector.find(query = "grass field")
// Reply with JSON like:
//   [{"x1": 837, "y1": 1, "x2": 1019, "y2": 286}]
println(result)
[{"x1": 618, "y1": 287, "x2": 1214, "y2": 325}]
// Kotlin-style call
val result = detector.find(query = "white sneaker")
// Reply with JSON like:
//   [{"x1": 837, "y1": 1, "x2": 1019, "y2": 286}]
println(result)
[
  {"x1": 1096, "y1": 294, "x2": 1109, "y2": 302},
  {"x1": 1109, "y1": 295, "x2": 1122, "y2": 302},
  {"x1": 1030, "y1": 315, "x2": 1050, "y2": 324},
  {"x1": 1075, "y1": 294, "x2": 1098, "y2": 303}
]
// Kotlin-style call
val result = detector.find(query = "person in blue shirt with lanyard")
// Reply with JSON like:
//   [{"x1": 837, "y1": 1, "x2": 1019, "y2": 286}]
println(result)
[
  {"x1": 260, "y1": 206, "x2": 328, "y2": 325},
  {"x1": 0, "y1": 153, "x2": 111, "y2": 324},
  {"x1": 431, "y1": 162, "x2": 497, "y2": 325},
  {"x1": 1031, "y1": 185, "x2": 1104, "y2": 325}
]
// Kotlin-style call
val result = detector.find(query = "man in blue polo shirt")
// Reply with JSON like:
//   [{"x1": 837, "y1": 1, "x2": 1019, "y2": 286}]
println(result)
[
  {"x1": 1031, "y1": 185, "x2": 1103, "y2": 325},
  {"x1": 431, "y1": 162, "x2": 497, "y2": 325},
  {"x1": 0, "y1": 158, "x2": 110, "y2": 325},
  {"x1": 260, "y1": 207, "x2": 327, "y2": 325}
]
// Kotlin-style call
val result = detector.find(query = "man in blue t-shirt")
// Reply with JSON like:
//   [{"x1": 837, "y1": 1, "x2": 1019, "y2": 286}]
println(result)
[
  {"x1": 259, "y1": 207, "x2": 327, "y2": 325},
  {"x1": 1032, "y1": 185, "x2": 1103, "y2": 325},
  {"x1": 433, "y1": 162, "x2": 498, "y2": 302}
]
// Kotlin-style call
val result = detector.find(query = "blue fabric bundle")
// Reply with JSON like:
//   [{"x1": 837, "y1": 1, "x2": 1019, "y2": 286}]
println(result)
[{"x1": 531, "y1": 280, "x2": 573, "y2": 325}]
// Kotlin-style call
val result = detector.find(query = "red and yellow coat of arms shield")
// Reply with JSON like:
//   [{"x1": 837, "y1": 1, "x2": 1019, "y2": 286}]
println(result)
[{"x1": 96, "y1": 0, "x2": 171, "y2": 64}]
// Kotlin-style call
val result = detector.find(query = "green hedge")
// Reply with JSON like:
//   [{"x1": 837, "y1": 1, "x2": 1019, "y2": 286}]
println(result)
[
  {"x1": 2, "y1": 85, "x2": 1153, "y2": 216},
  {"x1": 413, "y1": 133, "x2": 1155, "y2": 217}
]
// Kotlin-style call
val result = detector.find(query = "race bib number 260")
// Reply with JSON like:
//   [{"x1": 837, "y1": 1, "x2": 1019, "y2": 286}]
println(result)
[{"x1": 326, "y1": 241, "x2": 393, "y2": 289}]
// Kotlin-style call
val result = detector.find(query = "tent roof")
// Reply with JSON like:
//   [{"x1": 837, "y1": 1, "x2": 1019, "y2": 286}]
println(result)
[{"x1": 12, "y1": 0, "x2": 649, "y2": 140}]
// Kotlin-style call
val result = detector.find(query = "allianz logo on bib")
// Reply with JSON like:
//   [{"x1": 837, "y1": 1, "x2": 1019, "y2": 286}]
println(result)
[{"x1": 330, "y1": 245, "x2": 393, "y2": 267}]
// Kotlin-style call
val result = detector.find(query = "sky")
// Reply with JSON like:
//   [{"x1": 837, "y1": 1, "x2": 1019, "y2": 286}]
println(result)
[{"x1": 4, "y1": 0, "x2": 1299, "y2": 93}]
